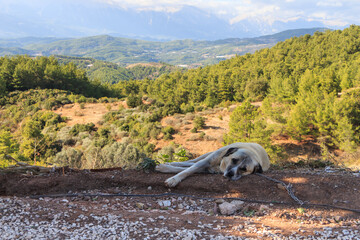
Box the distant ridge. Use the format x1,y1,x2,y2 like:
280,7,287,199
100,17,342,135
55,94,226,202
0,28,327,66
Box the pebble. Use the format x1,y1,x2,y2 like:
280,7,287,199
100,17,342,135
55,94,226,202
0,195,359,240
158,200,171,207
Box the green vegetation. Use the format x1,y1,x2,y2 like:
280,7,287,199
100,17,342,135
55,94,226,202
116,25,360,162
0,55,113,98
56,56,180,84
2,25,360,169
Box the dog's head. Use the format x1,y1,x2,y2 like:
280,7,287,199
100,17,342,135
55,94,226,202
221,147,263,181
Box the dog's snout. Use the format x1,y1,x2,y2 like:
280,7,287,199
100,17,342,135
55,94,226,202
224,171,234,179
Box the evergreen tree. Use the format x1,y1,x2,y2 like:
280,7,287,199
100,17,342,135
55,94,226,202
224,100,257,143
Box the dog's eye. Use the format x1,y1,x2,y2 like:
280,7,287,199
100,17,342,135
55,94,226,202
232,158,239,164
240,167,247,171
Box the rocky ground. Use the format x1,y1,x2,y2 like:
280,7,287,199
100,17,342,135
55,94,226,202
1,168,360,239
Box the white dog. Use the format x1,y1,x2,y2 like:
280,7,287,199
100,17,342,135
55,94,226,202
156,142,270,187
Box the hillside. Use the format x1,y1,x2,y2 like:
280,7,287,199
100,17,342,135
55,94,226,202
55,56,181,83
119,25,360,165
0,28,326,66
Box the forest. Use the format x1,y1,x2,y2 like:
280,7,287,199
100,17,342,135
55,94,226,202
56,56,181,84
1,25,360,169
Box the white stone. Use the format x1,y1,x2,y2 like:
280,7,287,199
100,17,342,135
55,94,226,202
230,200,244,209
218,202,238,215
157,200,171,207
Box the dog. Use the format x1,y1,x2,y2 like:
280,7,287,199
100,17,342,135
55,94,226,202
155,142,270,187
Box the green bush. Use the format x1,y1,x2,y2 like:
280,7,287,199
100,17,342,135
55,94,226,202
162,126,175,135
126,94,142,108
70,123,96,136
100,142,145,169
53,147,83,168
190,127,198,133
193,116,206,129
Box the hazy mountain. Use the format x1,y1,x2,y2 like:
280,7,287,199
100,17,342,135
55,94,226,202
0,0,329,40
0,28,327,66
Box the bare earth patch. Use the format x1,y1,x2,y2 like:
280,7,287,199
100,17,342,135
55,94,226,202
155,109,230,156
53,102,127,127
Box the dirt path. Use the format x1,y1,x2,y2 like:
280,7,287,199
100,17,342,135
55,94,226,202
1,169,359,239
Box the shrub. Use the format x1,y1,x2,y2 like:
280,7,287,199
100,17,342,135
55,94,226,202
190,127,198,133
138,157,158,172
162,126,175,140
144,143,156,154
76,95,87,103
193,116,206,129
163,133,173,140
100,142,145,169
70,123,96,136
157,145,175,162
149,126,161,140
127,94,142,108
53,147,83,168
162,126,175,135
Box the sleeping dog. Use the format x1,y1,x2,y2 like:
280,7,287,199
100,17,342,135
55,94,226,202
155,142,270,187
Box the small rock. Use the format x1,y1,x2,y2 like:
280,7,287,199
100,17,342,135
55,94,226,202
147,186,152,190
259,204,270,211
334,216,342,222
218,202,238,215
215,199,225,204
230,200,244,209
158,200,171,207
61,199,69,203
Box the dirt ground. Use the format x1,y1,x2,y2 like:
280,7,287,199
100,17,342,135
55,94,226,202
53,102,127,127
1,168,359,238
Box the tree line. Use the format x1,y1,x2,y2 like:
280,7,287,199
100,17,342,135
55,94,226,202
0,55,112,98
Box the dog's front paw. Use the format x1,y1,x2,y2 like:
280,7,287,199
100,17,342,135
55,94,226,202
165,177,180,188
155,164,167,172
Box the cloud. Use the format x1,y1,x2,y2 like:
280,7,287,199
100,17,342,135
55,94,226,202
95,0,360,27
316,1,343,7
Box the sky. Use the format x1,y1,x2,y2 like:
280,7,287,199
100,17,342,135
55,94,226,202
98,0,360,28
0,0,359,39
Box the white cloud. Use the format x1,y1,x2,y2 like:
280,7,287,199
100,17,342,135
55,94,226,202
95,0,360,27
316,1,343,7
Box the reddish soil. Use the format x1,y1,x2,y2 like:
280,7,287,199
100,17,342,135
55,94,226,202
53,102,127,126
1,168,359,238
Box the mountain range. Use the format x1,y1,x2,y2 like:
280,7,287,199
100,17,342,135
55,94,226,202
0,0,331,41
0,28,327,66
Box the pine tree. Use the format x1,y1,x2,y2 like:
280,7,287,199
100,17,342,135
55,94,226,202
224,100,257,144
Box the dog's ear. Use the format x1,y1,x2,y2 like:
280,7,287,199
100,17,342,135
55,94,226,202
252,164,263,173
223,147,238,157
